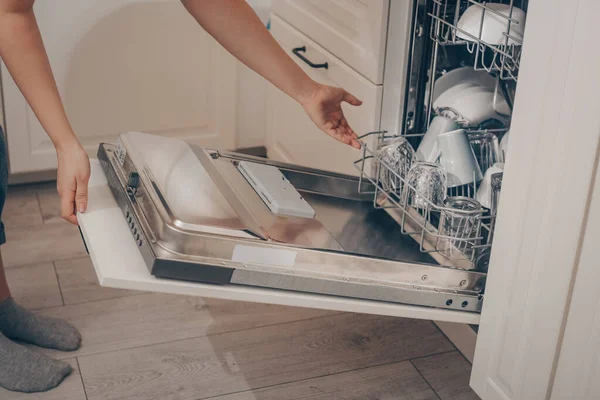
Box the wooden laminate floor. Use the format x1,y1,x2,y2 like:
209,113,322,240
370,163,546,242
0,182,480,400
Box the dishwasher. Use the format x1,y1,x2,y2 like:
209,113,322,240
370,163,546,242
88,0,527,317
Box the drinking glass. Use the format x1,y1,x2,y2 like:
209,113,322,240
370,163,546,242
487,172,503,244
468,132,502,174
436,196,483,261
403,161,447,210
376,136,416,197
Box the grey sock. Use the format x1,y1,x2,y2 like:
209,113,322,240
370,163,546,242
0,298,81,351
0,331,72,393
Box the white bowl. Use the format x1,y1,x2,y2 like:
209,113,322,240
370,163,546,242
457,3,526,46
433,82,479,111
433,67,497,103
434,84,511,126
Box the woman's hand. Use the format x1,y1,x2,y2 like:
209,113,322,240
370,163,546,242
299,84,363,149
56,141,90,225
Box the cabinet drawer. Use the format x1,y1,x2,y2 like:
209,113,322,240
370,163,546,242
267,15,382,176
272,0,389,84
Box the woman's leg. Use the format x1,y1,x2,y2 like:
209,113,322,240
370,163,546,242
0,126,7,304
0,130,73,392
0,127,81,352
0,248,73,393
0,250,10,303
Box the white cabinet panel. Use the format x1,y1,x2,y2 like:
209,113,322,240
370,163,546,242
273,0,389,84
551,146,600,400
470,0,600,399
3,0,237,174
266,16,381,176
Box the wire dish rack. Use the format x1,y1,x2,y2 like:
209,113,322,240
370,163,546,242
429,0,527,81
354,130,501,271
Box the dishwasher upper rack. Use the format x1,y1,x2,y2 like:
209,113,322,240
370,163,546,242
353,130,498,270
429,0,527,82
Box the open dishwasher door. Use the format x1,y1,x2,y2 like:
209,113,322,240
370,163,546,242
78,132,485,325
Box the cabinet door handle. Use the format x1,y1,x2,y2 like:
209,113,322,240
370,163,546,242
292,46,328,69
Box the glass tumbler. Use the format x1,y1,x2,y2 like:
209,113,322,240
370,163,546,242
436,196,483,261
468,132,501,174
403,161,447,210
376,136,416,197
487,172,503,244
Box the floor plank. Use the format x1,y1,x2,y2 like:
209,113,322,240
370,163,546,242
1,220,87,268
0,359,86,400
412,351,480,400
77,314,453,400
30,293,337,360
3,186,43,228
209,361,438,400
36,184,62,225
5,262,63,310
2,182,474,400
55,256,137,305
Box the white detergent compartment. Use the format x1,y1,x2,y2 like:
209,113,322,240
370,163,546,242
237,161,316,219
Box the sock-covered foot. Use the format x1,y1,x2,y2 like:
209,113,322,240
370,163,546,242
0,298,81,351
0,331,72,393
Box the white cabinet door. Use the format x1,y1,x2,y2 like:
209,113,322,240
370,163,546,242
470,1,600,398
273,0,389,84
2,0,237,174
266,15,382,176
550,143,600,399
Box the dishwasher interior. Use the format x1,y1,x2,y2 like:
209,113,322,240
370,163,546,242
354,0,527,273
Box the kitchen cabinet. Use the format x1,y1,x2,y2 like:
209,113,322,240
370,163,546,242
470,1,600,398
265,16,382,176
550,147,600,399
265,1,413,176
77,1,600,399
272,0,389,84
2,0,237,175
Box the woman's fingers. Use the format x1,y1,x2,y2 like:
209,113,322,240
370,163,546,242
75,174,89,214
343,91,363,106
60,189,78,225
340,118,361,149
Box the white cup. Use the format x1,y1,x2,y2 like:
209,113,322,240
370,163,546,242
436,129,483,188
475,162,505,209
416,116,460,162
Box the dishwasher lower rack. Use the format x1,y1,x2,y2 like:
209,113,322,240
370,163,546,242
354,131,494,271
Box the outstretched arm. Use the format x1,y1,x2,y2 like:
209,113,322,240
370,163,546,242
181,0,363,149
0,0,89,225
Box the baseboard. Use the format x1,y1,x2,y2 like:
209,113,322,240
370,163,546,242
8,169,57,185
434,321,478,363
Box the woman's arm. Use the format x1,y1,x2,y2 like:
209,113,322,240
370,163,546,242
181,0,363,149
0,0,89,225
